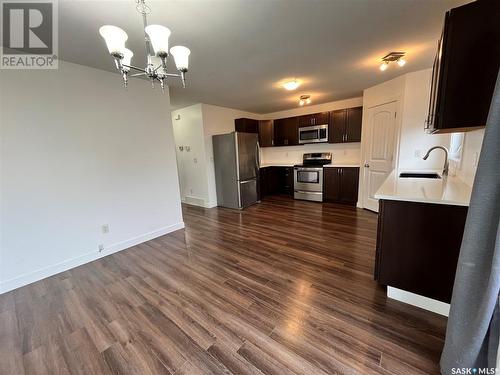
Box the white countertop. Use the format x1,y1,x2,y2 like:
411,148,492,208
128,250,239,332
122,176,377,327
323,163,360,168
260,163,360,168
260,163,294,168
375,170,472,206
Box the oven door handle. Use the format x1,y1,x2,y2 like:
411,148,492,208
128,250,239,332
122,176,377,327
294,190,323,195
294,167,323,171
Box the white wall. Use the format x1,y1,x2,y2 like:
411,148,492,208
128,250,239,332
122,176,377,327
171,103,260,208
261,97,363,165
455,128,484,186
398,69,451,170
171,104,210,207
0,60,183,293
361,70,450,172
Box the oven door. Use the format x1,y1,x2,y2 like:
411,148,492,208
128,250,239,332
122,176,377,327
294,167,323,192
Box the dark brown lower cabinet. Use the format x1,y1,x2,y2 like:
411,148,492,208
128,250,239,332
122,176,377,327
323,167,359,205
375,199,468,303
259,166,293,198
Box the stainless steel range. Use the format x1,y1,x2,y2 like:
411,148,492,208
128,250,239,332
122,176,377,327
294,153,332,202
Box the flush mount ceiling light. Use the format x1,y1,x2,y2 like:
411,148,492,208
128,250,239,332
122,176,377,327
283,80,300,91
299,95,311,106
99,0,190,92
379,51,406,71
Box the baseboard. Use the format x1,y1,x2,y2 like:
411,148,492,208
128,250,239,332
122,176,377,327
0,222,185,294
184,196,206,207
387,286,450,317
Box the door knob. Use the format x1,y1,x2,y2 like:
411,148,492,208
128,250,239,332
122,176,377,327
364,163,370,168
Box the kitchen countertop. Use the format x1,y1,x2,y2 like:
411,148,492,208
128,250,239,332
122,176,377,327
323,163,360,168
260,163,360,168
260,163,295,168
375,170,472,206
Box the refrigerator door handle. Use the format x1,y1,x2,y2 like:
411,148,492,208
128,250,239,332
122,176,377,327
255,141,261,170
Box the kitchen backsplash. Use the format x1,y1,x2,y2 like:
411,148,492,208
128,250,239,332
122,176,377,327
261,142,361,165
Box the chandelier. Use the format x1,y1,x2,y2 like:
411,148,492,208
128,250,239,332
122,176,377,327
99,0,190,92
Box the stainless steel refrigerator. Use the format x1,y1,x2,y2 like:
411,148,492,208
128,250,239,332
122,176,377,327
213,132,260,209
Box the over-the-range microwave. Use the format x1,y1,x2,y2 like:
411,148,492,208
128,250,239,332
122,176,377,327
298,124,328,144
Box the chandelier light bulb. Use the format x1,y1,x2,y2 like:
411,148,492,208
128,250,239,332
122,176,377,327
397,58,406,67
283,80,300,91
380,61,389,71
122,48,134,69
299,100,305,106
170,46,191,71
306,98,311,104
145,25,171,56
99,25,128,55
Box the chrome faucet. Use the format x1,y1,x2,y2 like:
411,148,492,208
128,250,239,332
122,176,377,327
423,146,449,176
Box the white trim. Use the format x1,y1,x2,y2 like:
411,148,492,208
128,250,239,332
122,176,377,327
387,286,450,317
0,222,185,294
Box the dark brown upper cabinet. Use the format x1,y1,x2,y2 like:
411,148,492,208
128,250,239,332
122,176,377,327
258,120,274,147
298,112,330,127
235,118,259,133
274,117,299,146
426,0,500,133
323,167,359,206
329,107,363,143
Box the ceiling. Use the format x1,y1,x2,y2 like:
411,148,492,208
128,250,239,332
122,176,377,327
59,0,469,114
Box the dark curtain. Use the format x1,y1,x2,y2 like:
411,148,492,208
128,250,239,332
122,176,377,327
440,72,500,373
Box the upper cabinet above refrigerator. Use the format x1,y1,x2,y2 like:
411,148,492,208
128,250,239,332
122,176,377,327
426,0,500,134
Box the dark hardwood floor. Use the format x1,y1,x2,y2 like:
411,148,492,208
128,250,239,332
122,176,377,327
0,196,447,374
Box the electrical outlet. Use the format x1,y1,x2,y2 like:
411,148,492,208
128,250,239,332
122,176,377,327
98,244,104,252
101,224,109,234
193,158,197,163
414,149,422,158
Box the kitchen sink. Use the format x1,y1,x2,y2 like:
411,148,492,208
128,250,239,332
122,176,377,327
399,172,441,179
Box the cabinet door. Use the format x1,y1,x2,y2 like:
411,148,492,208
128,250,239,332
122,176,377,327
345,107,362,142
298,114,313,127
285,117,299,145
235,118,258,133
273,119,286,146
429,0,500,133
339,167,359,205
323,168,341,202
258,167,267,199
329,109,346,143
314,112,330,125
284,167,294,195
275,117,299,146
258,120,274,147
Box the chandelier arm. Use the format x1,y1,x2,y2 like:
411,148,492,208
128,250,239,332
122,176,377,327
163,73,182,78
129,72,147,77
122,64,145,73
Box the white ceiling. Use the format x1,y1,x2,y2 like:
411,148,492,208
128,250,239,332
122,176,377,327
59,0,469,113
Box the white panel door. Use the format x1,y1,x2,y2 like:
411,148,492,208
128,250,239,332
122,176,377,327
363,101,399,212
